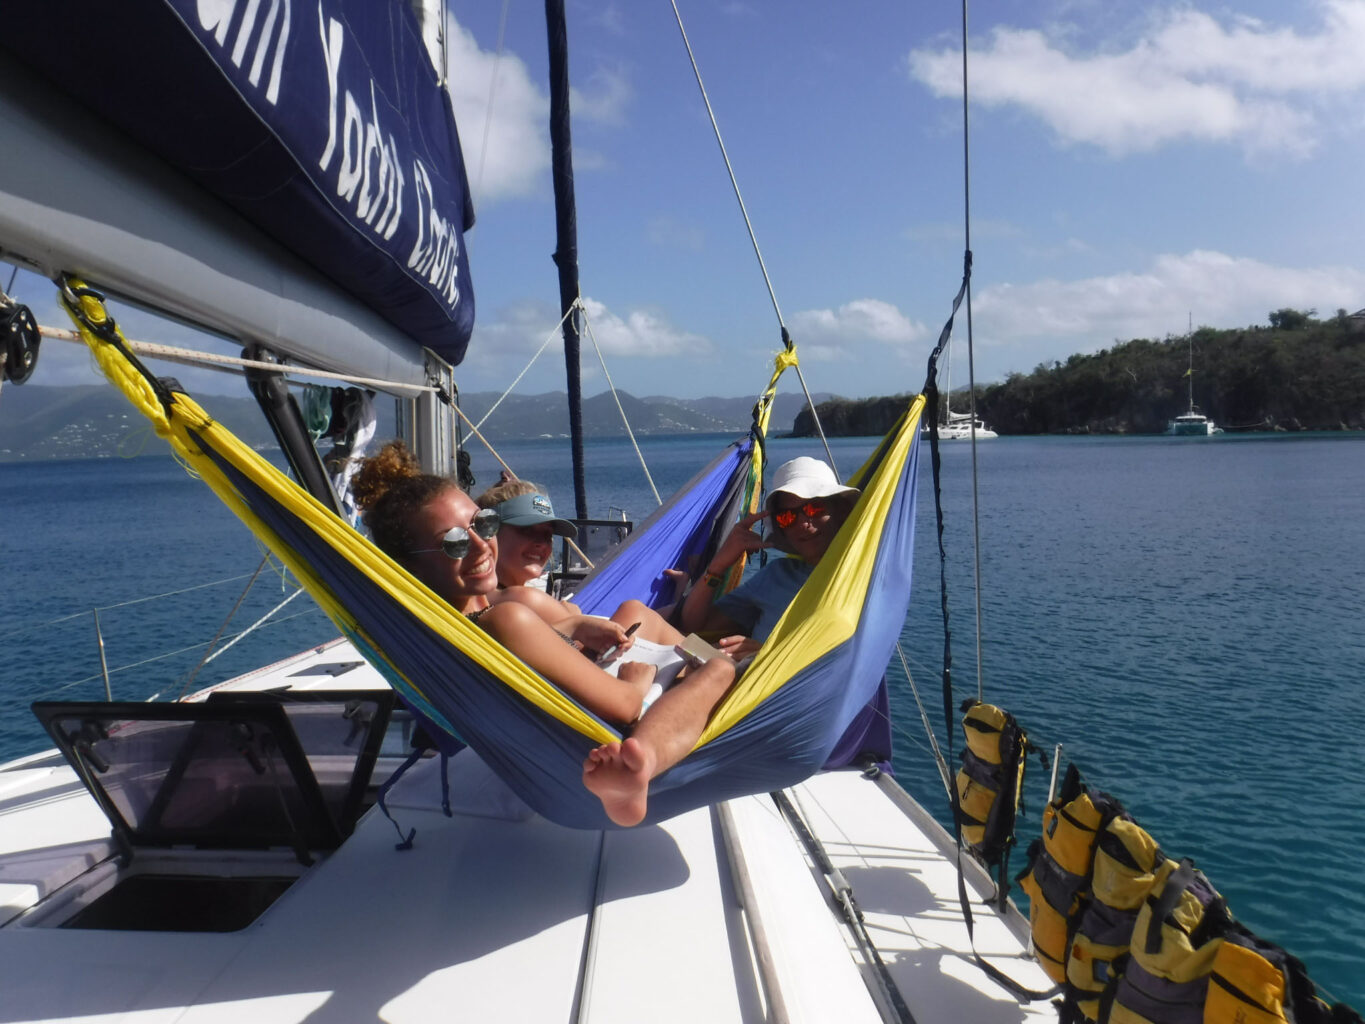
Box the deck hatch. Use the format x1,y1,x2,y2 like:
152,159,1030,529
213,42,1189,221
32,700,343,855
22,691,395,933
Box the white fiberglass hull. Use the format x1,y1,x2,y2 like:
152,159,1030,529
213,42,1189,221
1166,415,1221,435
926,421,999,439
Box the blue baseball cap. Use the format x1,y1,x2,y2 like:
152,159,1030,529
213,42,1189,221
495,493,578,538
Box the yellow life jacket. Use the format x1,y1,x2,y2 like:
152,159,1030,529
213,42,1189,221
1101,858,1363,1024
1066,815,1164,1020
1017,763,1126,986
1102,858,1228,1024
1206,928,1362,1024
955,700,1039,901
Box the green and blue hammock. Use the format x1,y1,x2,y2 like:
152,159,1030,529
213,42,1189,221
65,286,924,830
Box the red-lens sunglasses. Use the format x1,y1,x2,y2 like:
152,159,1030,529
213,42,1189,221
773,501,828,529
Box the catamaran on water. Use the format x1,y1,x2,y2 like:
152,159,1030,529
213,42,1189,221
1166,333,1222,436
0,4,1356,1024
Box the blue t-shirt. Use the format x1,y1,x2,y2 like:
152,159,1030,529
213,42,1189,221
711,557,814,641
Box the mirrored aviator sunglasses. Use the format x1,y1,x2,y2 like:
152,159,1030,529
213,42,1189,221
412,508,501,560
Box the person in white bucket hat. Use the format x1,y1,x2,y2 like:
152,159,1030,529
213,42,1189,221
677,456,860,661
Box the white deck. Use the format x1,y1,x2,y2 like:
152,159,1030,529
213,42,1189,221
0,640,1056,1024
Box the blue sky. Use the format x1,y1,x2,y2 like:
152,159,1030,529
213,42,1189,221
12,0,1365,402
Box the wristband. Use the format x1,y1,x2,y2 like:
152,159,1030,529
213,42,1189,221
702,571,724,589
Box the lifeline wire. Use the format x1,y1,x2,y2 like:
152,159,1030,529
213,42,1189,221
0,571,277,641
896,642,953,798
42,607,323,699
175,555,273,700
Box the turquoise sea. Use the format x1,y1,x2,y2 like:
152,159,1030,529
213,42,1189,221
2,430,1362,1008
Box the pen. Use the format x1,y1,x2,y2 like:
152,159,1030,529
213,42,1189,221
598,621,641,664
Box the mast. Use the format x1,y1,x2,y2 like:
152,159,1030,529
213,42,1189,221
545,0,588,520
1186,314,1195,415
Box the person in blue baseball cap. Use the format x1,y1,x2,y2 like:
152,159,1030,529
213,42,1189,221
476,479,577,590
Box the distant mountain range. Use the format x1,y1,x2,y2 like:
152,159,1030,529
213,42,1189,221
0,384,834,461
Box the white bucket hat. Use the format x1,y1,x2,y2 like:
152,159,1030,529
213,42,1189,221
764,457,859,553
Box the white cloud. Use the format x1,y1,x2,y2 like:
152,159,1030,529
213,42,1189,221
972,249,1365,366
908,1,1365,157
445,17,550,203
444,17,633,203
570,65,632,126
468,297,712,377
591,4,627,37
789,298,928,349
578,297,712,358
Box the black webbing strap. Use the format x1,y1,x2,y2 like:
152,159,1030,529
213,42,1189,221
1146,859,1197,955
921,252,1061,1003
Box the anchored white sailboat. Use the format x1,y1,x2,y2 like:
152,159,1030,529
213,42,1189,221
929,336,997,439
940,409,999,440
1166,330,1222,436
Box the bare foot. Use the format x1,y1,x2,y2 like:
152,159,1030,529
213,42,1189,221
582,737,657,827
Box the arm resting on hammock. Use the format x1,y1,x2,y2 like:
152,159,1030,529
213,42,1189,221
474,601,654,727
494,587,678,657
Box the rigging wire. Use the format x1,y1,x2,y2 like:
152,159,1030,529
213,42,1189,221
959,0,987,704
468,0,514,215
174,555,273,700
0,571,281,641
666,2,783,336
197,587,307,667
666,0,838,474
39,607,325,700
470,299,665,513
471,303,577,432
579,299,663,506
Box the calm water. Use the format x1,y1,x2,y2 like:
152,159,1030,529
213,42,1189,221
1,431,1361,1007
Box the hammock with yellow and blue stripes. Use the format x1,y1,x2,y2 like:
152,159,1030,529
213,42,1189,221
64,284,923,829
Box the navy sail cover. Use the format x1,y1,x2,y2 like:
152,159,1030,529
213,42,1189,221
5,0,475,363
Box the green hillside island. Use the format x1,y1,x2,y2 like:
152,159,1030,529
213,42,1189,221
790,309,1365,437
0,383,832,461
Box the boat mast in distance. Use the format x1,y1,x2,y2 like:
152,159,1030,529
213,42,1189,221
930,336,998,439
1166,317,1222,436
